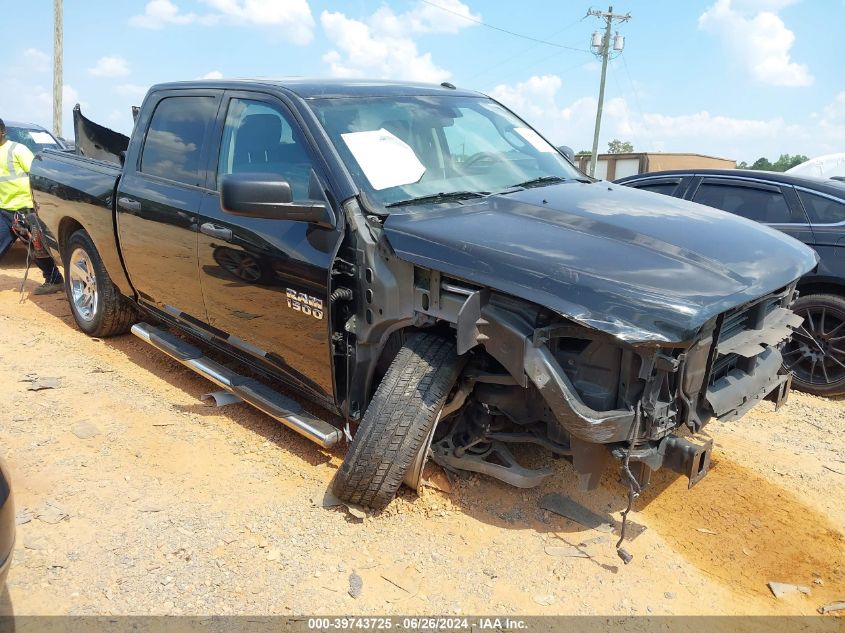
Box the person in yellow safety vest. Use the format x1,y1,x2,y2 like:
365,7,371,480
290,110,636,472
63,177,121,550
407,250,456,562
0,118,64,294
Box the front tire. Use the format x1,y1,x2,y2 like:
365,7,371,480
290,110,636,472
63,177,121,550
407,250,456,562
332,333,461,509
63,229,137,337
783,293,845,397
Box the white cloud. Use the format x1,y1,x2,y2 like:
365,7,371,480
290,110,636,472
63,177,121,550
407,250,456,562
375,0,480,35
698,0,813,87
106,108,132,128
33,84,83,113
88,55,131,78
490,75,608,145
729,0,800,11
487,73,845,162
115,83,150,97
23,48,51,73
321,12,447,82
815,91,845,148
129,0,201,28
63,85,81,109
0,79,82,135
198,70,224,79
320,1,478,82
130,0,315,44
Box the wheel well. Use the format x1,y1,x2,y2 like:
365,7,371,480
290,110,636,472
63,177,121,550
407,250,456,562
57,218,84,253
372,329,408,388
369,323,456,397
796,280,845,299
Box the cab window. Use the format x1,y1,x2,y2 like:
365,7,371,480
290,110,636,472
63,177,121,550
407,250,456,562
140,96,217,186
217,98,314,200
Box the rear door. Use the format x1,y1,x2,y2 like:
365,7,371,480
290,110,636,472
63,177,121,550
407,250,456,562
117,90,222,323
196,91,343,401
687,176,815,244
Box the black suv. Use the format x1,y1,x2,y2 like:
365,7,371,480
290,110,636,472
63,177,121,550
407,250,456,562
617,169,845,396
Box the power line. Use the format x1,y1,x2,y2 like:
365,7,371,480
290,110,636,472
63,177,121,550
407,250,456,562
486,54,594,91
607,58,644,151
618,52,654,149
468,15,589,81
418,0,590,53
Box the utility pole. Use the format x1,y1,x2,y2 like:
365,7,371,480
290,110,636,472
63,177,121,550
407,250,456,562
587,6,630,177
53,0,63,137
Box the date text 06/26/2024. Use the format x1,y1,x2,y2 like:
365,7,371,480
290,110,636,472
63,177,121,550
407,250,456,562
306,617,528,631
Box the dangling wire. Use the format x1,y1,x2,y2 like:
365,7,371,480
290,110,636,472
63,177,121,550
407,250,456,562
616,407,643,564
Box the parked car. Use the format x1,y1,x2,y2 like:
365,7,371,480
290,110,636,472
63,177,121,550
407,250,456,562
3,120,66,154
29,80,816,536
616,169,845,397
0,456,13,587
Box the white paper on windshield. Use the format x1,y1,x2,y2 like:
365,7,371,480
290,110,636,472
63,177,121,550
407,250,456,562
29,131,57,145
514,127,555,153
341,128,426,190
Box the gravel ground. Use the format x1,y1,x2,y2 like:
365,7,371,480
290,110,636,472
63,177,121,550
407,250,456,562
0,245,843,617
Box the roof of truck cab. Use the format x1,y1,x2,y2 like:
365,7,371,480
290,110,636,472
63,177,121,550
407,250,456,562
149,78,484,99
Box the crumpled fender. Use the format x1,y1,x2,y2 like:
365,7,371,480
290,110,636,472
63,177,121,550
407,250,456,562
384,184,818,343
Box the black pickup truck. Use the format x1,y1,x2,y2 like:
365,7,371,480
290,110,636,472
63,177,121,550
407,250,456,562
31,79,816,524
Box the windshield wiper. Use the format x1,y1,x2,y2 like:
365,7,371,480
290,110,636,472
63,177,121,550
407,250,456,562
498,175,592,194
385,191,489,209
509,176,568,189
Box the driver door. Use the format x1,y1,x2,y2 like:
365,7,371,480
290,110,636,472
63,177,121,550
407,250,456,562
196,92,342,401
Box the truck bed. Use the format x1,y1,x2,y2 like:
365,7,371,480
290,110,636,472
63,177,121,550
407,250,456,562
30,149,132,295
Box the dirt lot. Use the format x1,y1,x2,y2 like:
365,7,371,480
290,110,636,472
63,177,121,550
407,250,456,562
1,245,843,617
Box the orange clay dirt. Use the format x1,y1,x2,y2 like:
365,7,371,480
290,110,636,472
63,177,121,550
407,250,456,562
0,244,843,617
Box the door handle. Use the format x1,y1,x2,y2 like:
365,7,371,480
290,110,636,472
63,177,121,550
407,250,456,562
118,197,141,213
200,222,233,241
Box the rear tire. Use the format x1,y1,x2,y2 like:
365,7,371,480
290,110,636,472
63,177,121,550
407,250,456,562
784,293,845,397
63,229,137,337
332,333,461,509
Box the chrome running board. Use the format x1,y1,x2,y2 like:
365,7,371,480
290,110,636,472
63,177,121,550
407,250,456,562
131,323,342,448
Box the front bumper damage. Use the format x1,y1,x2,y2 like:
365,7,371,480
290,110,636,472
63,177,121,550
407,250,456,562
454,285,800,564
467,284,800,491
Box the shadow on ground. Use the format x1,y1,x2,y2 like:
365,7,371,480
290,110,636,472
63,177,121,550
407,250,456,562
0,585,14,625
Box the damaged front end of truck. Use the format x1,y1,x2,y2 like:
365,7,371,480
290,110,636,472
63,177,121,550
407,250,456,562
430,282,800,494
331,186,817,561
424,280,802,561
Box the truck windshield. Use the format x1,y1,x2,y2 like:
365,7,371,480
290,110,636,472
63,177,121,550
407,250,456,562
309,95,583,211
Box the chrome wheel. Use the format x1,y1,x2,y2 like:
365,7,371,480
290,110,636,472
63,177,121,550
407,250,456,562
68,247,98,322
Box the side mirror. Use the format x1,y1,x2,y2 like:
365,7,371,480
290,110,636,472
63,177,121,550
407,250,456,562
220,172,335,227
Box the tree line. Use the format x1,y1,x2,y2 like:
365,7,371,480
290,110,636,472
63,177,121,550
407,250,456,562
736,154,809,172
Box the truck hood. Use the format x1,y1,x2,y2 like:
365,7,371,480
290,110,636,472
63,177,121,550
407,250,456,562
383,182,818,343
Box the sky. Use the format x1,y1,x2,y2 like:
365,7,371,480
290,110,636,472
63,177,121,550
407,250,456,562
1,0,843,163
